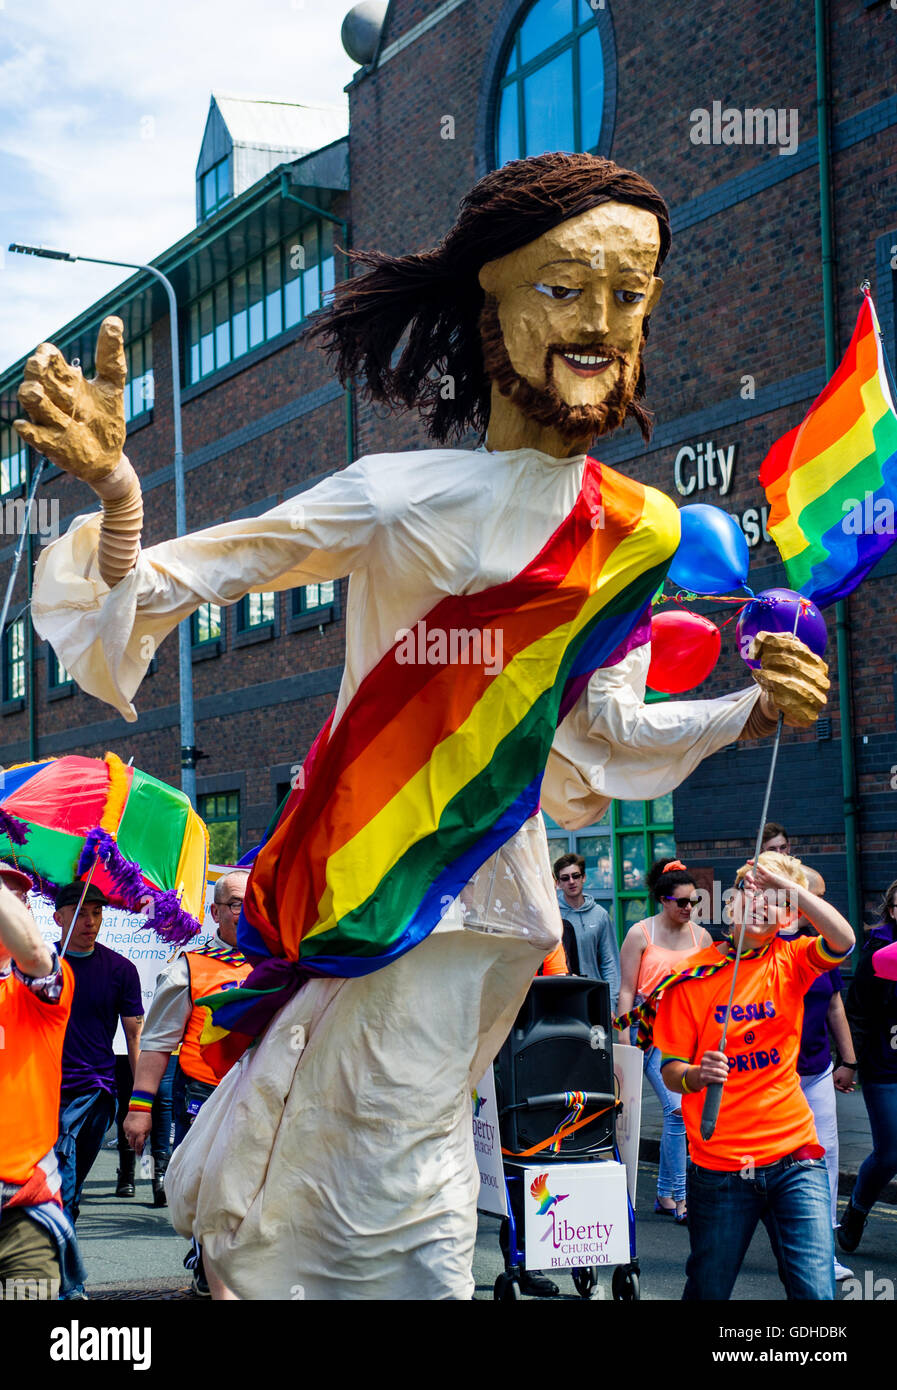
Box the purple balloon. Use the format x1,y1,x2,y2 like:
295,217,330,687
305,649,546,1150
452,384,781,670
736,588,828,670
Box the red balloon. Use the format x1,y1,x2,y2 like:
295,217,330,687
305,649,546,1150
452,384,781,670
647,610,721,694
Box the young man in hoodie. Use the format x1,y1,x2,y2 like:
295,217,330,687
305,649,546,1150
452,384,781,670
554,854,620,1010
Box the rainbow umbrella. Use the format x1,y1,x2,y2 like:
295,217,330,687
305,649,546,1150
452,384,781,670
0,752,207,944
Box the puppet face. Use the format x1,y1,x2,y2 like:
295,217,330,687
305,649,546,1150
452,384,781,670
478,202,663,439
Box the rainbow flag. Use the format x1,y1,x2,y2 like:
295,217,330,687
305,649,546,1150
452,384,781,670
759,292,897,607
203,460,679,1044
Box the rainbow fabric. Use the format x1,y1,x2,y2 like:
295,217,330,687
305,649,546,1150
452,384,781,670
550,1091,587,1153
759,293,897,608
204,459,679,1044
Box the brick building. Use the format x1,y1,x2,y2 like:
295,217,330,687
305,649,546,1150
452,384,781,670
1,0,895,936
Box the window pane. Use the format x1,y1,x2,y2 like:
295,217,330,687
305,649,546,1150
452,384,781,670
320,222,335,302
523,47,575,154
320,255,335,302
189,304,200,383
619,800,643,826
650,793,674,824
652,832,677,866
216,157,231,203
302,225,319,315
622,896,648,929
194,602,221,644
575,834,613,894
208,819,237,864
265,247,282,337
546,835,570,867
247,592,275,626
215,283,231,367
284,236,302,327
248,260,264,347
231,269,248,358
519,0,572,65
199,292,214,376
497,83,519,164
618,835,645,889
579,24,604,149
202,168,215,214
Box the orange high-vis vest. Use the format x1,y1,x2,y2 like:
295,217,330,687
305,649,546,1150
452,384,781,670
0,961,74,1184
178,945,252,1087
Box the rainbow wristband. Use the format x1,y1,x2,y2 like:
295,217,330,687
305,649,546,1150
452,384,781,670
128,1089,155,1113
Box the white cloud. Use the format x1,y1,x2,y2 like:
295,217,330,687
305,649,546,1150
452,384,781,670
0,0,357,366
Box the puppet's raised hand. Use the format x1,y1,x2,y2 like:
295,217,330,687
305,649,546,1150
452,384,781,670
750,631,830,727
14,317,127,487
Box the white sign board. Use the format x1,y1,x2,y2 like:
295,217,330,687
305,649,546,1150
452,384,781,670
472,1066,507,1216
522,1161,630,1271
31,885,216,1054
612,1043,643,1205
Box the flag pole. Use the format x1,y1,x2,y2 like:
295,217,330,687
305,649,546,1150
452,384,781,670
700,605,802,1139
59,854,101,960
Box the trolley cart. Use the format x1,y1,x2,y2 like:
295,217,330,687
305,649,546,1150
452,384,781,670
492,977,640,1301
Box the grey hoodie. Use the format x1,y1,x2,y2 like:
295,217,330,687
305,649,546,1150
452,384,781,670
556,891,620,1009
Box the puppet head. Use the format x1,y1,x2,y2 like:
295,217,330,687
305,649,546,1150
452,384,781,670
307,152,671,448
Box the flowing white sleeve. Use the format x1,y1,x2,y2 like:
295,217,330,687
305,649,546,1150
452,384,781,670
31,460,380,722
543,643,763,830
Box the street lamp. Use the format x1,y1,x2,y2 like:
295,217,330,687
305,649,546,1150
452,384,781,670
9,243,198,806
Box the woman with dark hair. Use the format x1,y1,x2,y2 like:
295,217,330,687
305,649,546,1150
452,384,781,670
616,859,713,1220
838,878,897,1253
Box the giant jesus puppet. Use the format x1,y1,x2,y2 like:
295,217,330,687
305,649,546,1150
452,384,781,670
16,154,829,1299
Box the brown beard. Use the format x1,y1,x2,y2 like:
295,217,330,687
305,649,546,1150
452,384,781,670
478,296,652,443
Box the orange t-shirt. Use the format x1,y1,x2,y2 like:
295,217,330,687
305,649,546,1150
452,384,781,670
0,960,74,1184
540,941,568,976
653,935,848,1171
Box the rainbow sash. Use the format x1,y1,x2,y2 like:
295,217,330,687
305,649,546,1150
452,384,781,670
202,458,679,1045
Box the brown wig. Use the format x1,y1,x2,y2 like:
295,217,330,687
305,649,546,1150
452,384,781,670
305,152,671,445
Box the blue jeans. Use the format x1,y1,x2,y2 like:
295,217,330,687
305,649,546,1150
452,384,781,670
684,1155,835,1300
643,1043,686,1201
852,1081,897,1215
56,1089,117,1223
151,1056,176,1162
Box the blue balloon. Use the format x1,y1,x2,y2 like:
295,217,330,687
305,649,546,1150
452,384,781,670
667,504,750,596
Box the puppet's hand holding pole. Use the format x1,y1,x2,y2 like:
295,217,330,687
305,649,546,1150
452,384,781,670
14,317,143,586
750,631,830,727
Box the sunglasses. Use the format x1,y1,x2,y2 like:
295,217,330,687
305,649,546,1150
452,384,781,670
558,872,583,882
664,895,700,908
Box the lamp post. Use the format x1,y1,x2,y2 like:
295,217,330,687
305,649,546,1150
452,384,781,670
9,243,198,806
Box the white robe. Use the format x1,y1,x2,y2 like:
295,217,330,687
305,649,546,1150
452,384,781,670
31,446,762,1299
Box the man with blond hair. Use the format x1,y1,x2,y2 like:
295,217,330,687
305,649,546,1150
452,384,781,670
623,852,854,1299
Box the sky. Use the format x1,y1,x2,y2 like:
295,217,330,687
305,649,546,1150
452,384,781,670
0,0,357,370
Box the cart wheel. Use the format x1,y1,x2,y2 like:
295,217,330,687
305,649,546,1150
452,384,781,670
612,1266,640,1302
493,1273,521,1301
572,1267,599,1299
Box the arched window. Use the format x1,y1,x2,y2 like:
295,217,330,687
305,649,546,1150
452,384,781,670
494,0,611,166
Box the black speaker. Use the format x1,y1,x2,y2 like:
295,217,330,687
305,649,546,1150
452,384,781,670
495,976,616,1158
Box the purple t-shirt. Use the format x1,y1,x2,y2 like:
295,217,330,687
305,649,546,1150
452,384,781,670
798,966,844,1077
56,941,143,1095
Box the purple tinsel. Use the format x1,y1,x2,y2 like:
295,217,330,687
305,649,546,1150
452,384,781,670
77,827,200,946
0,807,31,847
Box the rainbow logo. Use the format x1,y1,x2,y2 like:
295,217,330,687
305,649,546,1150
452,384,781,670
530,1172,569,1216
472,1089,486,1117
